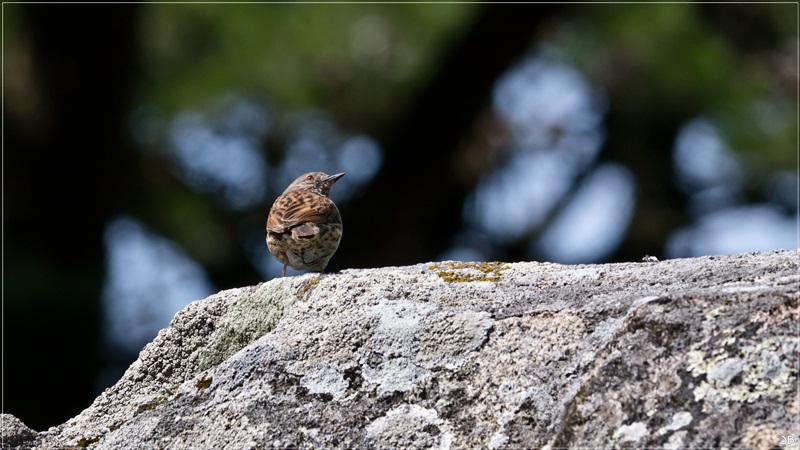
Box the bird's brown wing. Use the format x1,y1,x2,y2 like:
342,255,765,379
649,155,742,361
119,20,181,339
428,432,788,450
267,191,341,234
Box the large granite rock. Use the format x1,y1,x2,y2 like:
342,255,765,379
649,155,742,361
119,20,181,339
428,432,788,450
6,250,798,449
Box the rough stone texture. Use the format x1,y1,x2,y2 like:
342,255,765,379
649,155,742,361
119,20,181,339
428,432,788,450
6,250,798,450
1,414,37,448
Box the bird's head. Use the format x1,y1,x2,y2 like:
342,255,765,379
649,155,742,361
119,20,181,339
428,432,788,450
283,172,345,197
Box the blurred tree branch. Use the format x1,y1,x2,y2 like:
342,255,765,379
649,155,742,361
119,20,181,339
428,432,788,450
337,3,567,269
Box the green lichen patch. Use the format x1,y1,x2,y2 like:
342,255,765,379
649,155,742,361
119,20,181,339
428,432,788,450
196,372,214,390
134,396,168,415
297,276,321,299
77,435,101,448
428,261,510,283
197,281,295,373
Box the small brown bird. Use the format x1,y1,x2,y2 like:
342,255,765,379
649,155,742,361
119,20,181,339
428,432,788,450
266,172,345,277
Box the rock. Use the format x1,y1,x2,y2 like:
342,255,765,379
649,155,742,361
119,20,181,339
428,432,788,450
11,250,798,449
1,413,38,448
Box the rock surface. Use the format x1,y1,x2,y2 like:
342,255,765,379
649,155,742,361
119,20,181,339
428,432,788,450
7,250,799,449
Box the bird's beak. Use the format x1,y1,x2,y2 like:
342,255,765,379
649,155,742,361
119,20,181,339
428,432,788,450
326,173,345,184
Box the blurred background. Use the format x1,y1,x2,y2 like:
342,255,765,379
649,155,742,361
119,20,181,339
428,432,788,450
3,3,797,431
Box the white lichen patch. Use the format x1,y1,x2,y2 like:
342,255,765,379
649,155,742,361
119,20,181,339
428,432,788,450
300,366,348,397
664,430,687,450
704,306,725,321
665,411,693,431
361,299,435,394
366,404,452,450
487,431,508,449
686,350,707,377
613,422,648,443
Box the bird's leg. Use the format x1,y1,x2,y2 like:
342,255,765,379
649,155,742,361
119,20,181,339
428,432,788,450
282,263,287,277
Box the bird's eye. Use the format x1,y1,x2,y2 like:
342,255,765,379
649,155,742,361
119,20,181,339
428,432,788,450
306,175,314,180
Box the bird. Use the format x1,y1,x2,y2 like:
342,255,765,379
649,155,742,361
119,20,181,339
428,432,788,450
266,172,345,277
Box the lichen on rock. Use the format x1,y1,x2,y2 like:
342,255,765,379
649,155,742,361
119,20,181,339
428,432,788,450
10,249,798,449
